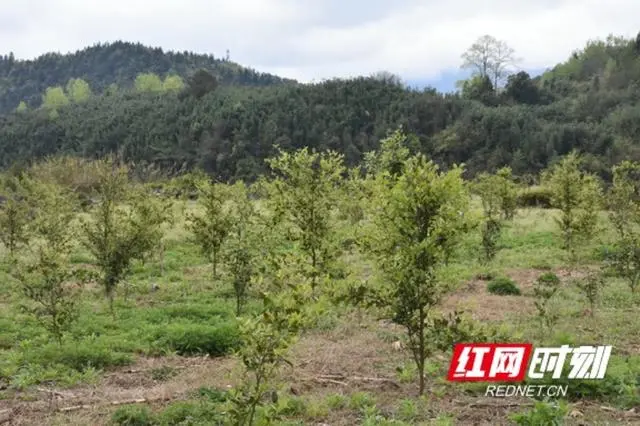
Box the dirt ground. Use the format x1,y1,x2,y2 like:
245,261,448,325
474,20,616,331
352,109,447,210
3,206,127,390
0,268,638,425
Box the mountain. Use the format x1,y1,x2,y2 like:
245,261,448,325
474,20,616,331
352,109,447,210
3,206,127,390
1,35,640,182
0,41,295,113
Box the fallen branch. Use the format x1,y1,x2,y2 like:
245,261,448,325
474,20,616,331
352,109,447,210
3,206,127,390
105,365,206,378
58,404,93,413
467,402,534,408
304,374,399,388
36,387,71,398
58,396,172,413
313,378,348,386
350,376,396,382
316,374,346,380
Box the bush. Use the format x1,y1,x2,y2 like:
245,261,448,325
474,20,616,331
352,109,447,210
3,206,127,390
111,405,155,426
487,277,521,295
278,397,308,416
516,186,553,208
156,401,223,426
140,303,233,324
27,156,114,203
26,341,132,372
149,321,240,356
510,400,568,425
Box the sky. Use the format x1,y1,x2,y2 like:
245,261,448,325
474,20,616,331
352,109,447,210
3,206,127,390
2,0,639,92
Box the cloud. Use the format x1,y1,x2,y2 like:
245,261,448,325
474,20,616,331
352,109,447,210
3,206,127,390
2,0,639,82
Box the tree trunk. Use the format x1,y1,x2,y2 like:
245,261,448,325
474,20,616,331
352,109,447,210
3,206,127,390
418,306,426,395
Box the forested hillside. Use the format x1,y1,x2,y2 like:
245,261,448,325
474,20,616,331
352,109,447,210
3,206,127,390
2,35,640,181
0,41,294,113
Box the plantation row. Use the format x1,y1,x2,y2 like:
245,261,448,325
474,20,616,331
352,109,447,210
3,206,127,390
1,130,640,424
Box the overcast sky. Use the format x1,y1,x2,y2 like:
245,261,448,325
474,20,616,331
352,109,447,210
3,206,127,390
2,0,639,89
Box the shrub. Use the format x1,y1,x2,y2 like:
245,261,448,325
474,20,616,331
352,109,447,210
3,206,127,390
325,393,348,410
195,387,230,403
156,401,223,426
278,397,307,416
149,322,240,356
111,405,155,426
510,400,568,425
533,272,561,331
26,341,132,372
27,156,114,203
487,277,521,295
516,186,553,208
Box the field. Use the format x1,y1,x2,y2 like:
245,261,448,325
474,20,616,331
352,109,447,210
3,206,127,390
0,190,638,426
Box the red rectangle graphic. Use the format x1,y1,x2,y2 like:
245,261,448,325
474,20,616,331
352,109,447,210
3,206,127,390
447,343,533,382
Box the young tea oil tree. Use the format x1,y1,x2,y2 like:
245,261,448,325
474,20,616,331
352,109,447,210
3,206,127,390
533,272,561,332
608,236,640,294
265,147,345,292
495,166,518,220
608,160,640,240
473,167,518,262
81,161,168,316
543,152,603,262
363,129,415,180
607,161,640,294
225,181,259,315
365,155,475,395
186,178,232,280
127,185,174,292
338,166,367,226
576,269,605,316
16,182,90,343
473,170,513,263
0,175,32,259
228,258,314,426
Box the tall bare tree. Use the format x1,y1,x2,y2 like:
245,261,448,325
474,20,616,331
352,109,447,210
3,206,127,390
461,35,518,89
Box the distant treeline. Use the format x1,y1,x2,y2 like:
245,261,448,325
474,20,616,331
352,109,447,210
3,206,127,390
2,35,640,182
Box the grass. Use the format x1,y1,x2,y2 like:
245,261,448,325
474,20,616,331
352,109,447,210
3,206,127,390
0,202,639,425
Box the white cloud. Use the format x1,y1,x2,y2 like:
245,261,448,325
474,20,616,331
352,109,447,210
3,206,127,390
2,0,639,82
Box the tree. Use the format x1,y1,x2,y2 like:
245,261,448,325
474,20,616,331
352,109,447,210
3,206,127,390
576,269,605,315
608,161,640,240
0,175,32,259
41,86,70,110
365,154,475,394
459,75,496,104
533,272,561,331
163,75,185,92
134,72,163,93
370,71,404,86
187,179,232,280
542,152,602,261
66,78,92,102
461,35,518,89
363,129,415,179
505,71,540,104
104,83,119,96
229,264,314,426
473,168,517,263
185,69,218,99
16,182,90,343
81,160,168,316
225,182,259,315
265,147,345,292
15,101,27,112
607,161,640,294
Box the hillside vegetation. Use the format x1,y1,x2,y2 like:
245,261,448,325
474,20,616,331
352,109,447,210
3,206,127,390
0,41,294,114
3,35,640,182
